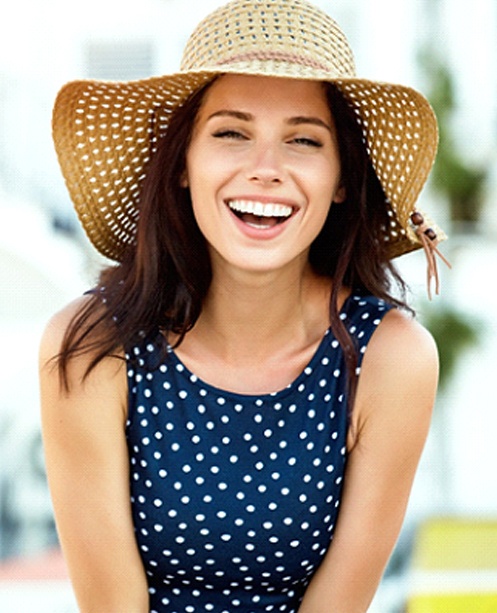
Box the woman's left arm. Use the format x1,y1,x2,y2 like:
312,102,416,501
298,309,438,613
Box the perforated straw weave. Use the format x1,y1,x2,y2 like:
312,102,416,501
52,0,443,262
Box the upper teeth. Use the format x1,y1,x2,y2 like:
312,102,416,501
228,200,293,218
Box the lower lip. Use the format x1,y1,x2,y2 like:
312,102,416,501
227,207,293,240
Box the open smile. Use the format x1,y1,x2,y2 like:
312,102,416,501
227,199,295,229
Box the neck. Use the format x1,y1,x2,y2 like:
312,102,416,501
169,261,350,395
192,261,332,361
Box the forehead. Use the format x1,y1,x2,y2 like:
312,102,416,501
197,74,331,119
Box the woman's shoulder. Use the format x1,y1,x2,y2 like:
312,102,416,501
41,291,114,350
39,293,126,392
352,307,438,436
367,307,438,371
40,295,96,355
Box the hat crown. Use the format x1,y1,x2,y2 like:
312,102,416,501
180,0,356,78
52,0,442,263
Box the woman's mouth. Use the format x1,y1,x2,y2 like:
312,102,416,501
227,199,294,229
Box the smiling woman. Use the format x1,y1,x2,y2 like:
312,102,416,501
41,1,443,612
184,76,344,275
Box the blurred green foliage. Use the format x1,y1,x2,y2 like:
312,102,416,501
419,49,488,224
421,304,481,391
417,47,484,392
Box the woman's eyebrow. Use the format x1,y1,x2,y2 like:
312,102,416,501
207,110,253,121
287,116,332,133
207,110,332,133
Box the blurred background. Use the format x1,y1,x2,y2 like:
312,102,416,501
0,0,496,611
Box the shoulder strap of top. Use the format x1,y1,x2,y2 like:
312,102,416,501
340,293,395,371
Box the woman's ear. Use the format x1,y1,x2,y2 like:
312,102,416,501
333,184,346,204
180,170,189,188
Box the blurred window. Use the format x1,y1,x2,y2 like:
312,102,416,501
85,41,154,80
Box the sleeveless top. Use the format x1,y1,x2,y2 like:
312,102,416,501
125,293,393,612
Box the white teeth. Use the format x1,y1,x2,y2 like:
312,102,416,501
228,200,293,218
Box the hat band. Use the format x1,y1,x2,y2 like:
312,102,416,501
216,50,332,72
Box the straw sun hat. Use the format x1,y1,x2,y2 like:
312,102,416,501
52,0,446,270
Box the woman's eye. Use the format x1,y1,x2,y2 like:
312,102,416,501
291,137,323,148
212,129,247,140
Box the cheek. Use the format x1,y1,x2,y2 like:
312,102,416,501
314,168,339,211
185,168,217,239
184,155,209,212
307,169,339,235
184,144,199,190
185,144,224,193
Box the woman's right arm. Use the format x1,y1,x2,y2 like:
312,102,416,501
39,297,149,613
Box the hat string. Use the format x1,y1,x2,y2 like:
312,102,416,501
410,212,452,300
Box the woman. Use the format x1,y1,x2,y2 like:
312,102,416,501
40,1,445,611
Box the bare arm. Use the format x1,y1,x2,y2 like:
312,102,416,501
298,309,438,613
39,297,149,613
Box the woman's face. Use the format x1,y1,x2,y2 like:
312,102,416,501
184,75,345,277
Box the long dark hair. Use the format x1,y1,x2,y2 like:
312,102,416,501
56,79,409,408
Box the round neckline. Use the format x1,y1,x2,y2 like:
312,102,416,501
165,326,334,402
161,292,363,401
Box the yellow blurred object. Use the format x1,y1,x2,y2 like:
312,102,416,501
409,593,497,613
407,518,497,613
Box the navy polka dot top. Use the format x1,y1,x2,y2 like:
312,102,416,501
126,293,393,612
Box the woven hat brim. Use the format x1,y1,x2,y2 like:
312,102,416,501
52,68,441,262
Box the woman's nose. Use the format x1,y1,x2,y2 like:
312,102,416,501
246,142,284,185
